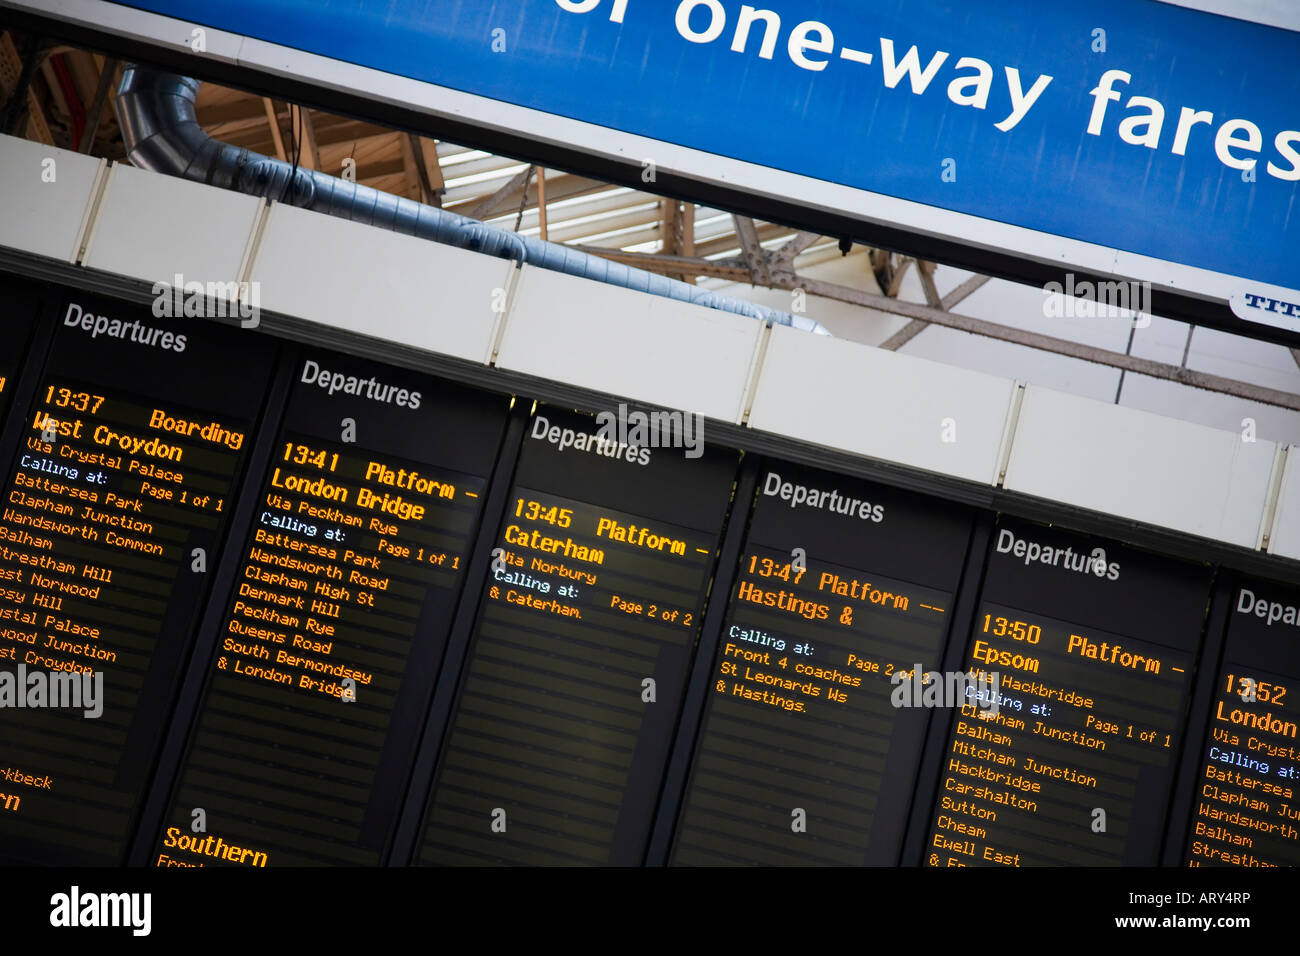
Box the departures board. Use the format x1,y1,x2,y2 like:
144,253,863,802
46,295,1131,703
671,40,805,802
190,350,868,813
150,354,510,866
923,518,1213,866
417,407,739,865
0,274,1297,868
0,292,278,864
1184,578,1300,867
670,464,974,865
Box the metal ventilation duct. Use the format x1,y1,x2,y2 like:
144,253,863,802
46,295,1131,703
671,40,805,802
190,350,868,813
113,67,829,336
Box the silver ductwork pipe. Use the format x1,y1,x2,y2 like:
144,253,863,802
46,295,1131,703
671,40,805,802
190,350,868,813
113,67,829,336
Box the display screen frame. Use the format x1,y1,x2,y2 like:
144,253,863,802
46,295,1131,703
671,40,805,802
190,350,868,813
0,275,1297,868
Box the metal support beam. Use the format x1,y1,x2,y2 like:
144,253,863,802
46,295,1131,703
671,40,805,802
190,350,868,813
580,246,751,282
535,166,548,241
732,214,771,285
261,97,286,161
916,259,942,308
77,55,115,153
659,199,681,255
772,274,1300,412
879,319,928,351
465,166,533,221
410,135,445,206
942,273,990,312
882,274,990,351
399,130,420,200
574,239,1295,411
659,199,686,281
297,105,320,171
0,31,42,136
773,231,820,268
885,257,913,297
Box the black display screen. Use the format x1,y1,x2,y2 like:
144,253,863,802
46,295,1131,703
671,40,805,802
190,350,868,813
923,518,1212,866
150,353,509,866
2,274,1293,874
0,278,41,422
670,464,974,865
0,295,276,864
1186,578,1300,867
418,406,738,865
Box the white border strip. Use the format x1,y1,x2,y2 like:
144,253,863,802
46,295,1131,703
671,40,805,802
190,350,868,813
1263,444,1295,554
75,160,115,266
993,381,1027,489
70,156,109,264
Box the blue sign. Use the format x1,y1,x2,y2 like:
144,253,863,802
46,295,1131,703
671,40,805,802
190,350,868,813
109,0,1298,294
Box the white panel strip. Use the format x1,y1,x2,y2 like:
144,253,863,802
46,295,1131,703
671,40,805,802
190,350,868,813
498,266,763,424
83,162,263,289
749,325,1016,485
0,134,105,263
250,202,511,364
1005,386,1278,548
1265,445,1300,559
